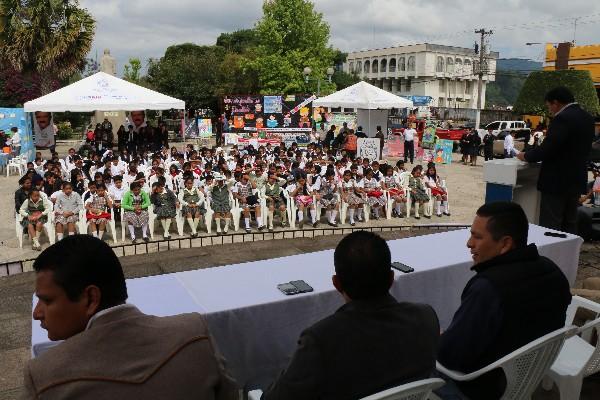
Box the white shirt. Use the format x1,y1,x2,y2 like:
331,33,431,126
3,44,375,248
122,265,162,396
504,134,515,151
404,128,416,142
109,185,126,201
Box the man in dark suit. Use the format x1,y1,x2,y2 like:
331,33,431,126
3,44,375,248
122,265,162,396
517,86,595,233
262,231,440,400
437,202,571,399
24,235,237,400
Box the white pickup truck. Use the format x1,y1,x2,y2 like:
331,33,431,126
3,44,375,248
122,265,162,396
478,121,531,140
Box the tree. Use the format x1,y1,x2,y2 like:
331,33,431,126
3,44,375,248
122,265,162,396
514,70,600,116
123,58,142,83
246,0,336,95
0,0,95,94
147,43,225,110
216,29,258,54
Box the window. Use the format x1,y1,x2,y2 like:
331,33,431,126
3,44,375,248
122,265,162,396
465,80,472,93
438,98,445,107
372,59,379,73
407,56,415,72
455,59,462,75
446,57,454,73
406,78,412,92
389,58,396,72
356,61,362,74
464,59,471,74
436,56,444,72
364,60,370,73
500,122,508,130
380,59,387,73
486,122,500,130
399,57,406,71
439,80,446,92
349,62,354,74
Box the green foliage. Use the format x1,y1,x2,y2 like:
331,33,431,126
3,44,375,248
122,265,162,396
0,0,95,94
514,70,600,116
216,29,258,54
146,44,226,110
486,71,528,108
331,70,360,91
245,0,336,95
123,58,142,83
56,121,74,140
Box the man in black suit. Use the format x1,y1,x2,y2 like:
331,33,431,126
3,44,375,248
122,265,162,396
262,231,440,400
437,202,571,399
517,86,595,233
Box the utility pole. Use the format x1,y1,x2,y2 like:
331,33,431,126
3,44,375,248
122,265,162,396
474,29,493,129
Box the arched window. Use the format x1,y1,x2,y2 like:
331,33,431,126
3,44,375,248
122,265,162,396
399,57,406,71
364,60,370,73
407,56,416,72
455,58,462,75
372,59,379,73
436,56,444,72
389,58,396,72
380,59,387,73
446,57,454,73
464,59,471,75
356,61,362,74
349,62,354,74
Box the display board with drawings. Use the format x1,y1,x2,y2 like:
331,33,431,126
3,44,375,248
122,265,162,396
222,95,314,133
357,138,381,162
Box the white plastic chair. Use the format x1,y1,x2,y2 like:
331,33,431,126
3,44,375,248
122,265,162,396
230,192,242,232
16,206,56,249
7,155,23,177
203,193,215,235
248,378,445,400
437,325,577,400
543,296,600,399
83,208,118,243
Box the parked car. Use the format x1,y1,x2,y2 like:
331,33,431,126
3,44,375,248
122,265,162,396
478,121,530,141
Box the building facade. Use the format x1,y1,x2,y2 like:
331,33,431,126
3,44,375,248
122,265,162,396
344,43,498,108
544,43,600,98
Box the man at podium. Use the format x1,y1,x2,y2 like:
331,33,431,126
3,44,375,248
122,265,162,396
517,87,595,234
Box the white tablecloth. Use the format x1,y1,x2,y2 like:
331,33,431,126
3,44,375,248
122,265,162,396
31,224,582,388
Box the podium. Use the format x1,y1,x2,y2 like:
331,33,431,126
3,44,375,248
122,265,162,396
483,159,541,224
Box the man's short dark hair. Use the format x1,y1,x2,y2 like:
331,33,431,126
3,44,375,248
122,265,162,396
33,235,127,310
334,231,391,300
476,202,529,248
544,87,575,104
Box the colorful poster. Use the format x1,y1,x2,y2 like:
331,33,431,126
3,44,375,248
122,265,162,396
357,138,381,162
263,96,282,114
422,126,436,149
385,135,404,157
422,149,435,163
434,139,453,164
325,113,357,135
197,119,212,138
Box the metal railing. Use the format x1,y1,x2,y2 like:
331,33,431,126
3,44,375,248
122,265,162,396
0,224,470,277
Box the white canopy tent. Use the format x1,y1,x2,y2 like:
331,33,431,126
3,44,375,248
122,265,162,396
313,81,413,137
24,71,184,112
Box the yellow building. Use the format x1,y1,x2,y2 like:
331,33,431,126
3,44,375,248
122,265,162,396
544,43,600,90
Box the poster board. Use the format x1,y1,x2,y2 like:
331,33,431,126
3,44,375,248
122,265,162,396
422,149,435,163
421,125,436,149
357,138,381,162
0,107,33,160
197,119,212,138
433,139,453,164
324,113,357,135
385,135,404,157
223,95,314,133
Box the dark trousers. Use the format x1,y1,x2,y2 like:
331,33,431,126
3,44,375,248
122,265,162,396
539,192,579,234
484,147,493,161
404,140,414,163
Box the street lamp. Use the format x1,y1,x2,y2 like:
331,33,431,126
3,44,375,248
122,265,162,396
303,66,335,95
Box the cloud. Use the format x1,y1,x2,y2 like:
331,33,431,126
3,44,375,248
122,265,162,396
81,0,600,75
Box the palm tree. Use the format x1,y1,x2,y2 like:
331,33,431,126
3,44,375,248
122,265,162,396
0,0,95,94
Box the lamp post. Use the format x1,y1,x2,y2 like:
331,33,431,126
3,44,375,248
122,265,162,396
303,66,335,96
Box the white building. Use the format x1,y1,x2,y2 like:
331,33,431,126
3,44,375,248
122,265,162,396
344,43,498,108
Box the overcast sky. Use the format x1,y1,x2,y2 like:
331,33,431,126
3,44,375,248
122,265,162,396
81,0,600,75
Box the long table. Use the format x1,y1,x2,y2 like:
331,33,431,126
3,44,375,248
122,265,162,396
31,225,583,388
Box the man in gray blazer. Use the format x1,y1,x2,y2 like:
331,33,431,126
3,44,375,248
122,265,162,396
24,235,237,400
262,231,440,400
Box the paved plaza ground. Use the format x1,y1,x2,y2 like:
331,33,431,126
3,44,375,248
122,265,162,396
1,141,599,398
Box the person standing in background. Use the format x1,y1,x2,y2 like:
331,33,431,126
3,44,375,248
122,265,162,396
483,129,494,162
517,87,594,234
375,125,385,157
503,131,517,158
403,124,416,164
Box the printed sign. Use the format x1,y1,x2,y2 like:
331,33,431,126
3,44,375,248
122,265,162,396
198,119,212,138
263,96,283,114
434,139,453,164
324,113,357,135
357,138,381,162
385,135,404,157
